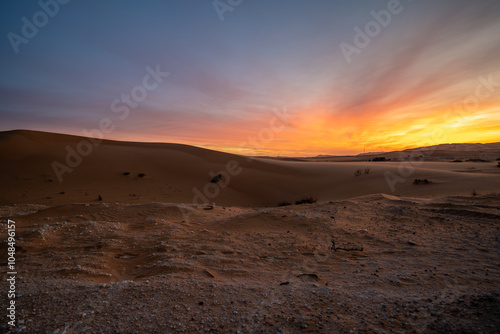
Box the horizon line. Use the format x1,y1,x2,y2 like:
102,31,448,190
1,128,498,159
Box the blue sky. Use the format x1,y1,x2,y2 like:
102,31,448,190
1,0,499,155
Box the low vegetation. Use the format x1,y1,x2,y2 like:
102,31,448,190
210,173,223,183
466,158,490,162
354,168,371,176
413,179,430,185
295,196,317,205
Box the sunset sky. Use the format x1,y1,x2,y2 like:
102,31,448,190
1,0,499,156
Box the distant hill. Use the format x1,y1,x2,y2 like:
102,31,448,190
298,142,500,162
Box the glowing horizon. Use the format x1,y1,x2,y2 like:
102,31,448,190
1,1,499,156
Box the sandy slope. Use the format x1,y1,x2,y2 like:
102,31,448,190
1,130,499,207
1,130,500,333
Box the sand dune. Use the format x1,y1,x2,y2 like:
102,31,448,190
1,130,500,332
1,130,499,207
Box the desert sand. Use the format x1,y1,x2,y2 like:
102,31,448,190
1,130,499,333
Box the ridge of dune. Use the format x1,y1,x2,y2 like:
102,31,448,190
1,129,499,207
0,129,240,158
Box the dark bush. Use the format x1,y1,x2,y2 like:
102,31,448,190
138,173,145,177
210,173,222,183
295,196,317,205
123,172,130,176
413,179,430,185
278,201,292,207
354,169,362,176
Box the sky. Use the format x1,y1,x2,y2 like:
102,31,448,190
0,0,499,156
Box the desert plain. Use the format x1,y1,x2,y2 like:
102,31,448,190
1,130,499,333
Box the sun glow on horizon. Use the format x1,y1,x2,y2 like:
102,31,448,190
2,2,499,157
100,100,499,157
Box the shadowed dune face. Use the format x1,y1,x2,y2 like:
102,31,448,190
1,130,499,207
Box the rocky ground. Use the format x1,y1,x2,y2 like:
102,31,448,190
1,194,499,333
